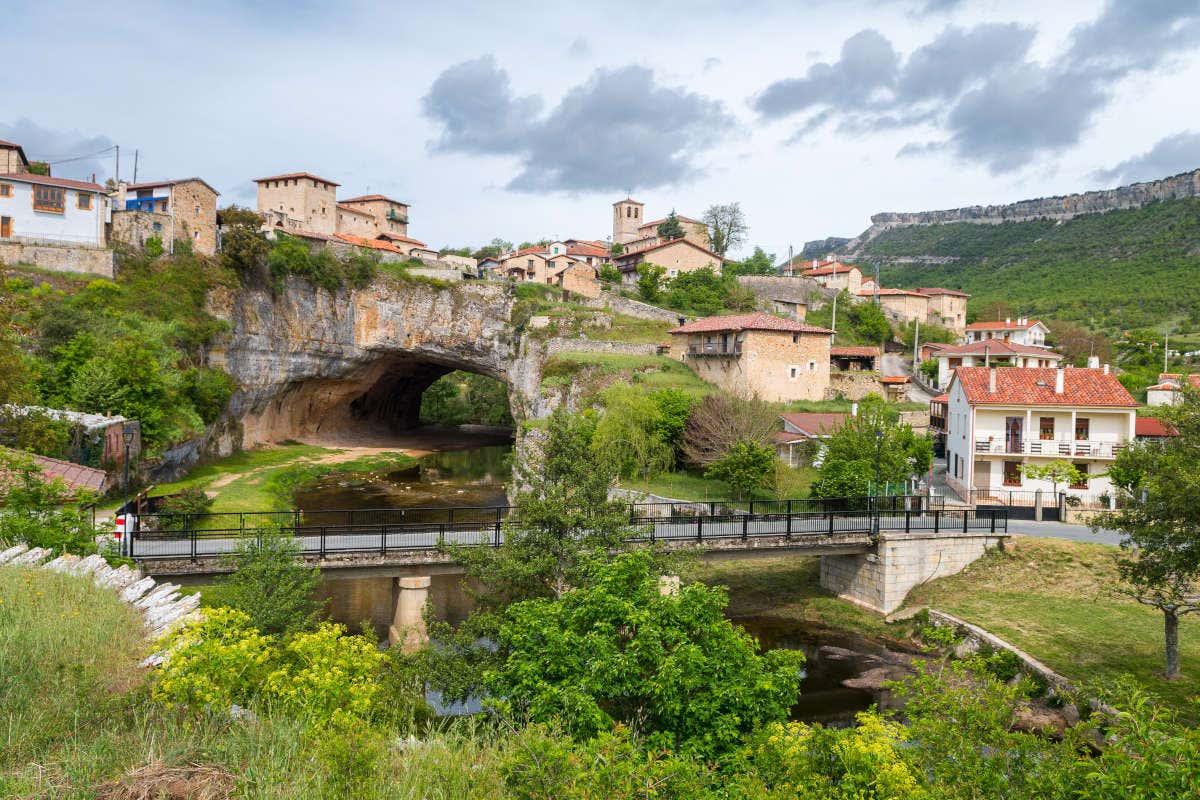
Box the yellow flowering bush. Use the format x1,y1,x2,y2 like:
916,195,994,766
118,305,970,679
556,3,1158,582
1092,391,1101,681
743,712,928,800
264,622,384,725
153,608,384,728
152,607,273,712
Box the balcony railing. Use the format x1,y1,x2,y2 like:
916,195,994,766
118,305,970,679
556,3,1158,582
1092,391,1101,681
688,342,742,357
973,439,1125,459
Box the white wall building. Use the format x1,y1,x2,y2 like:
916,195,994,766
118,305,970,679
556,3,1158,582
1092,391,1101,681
0,173,109,246
932,340,1064,389
944,366,1137,501
963,318,1049,348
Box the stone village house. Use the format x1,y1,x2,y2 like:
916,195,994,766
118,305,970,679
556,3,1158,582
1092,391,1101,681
668,313,834,402
614,238,726,284
109,178,220,255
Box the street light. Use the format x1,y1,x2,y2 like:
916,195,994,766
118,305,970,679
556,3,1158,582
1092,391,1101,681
872,429,884,538
122,429,135,556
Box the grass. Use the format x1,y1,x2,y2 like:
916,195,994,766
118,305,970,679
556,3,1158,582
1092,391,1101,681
0,565,509,798
151,444,416,513
905,537,1200,712
541,353,711,401
777,398,930,414
621,466,816,502
694,556,897,642
587,314,673,344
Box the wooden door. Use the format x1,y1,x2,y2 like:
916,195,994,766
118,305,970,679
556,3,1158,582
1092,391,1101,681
0,216,10,238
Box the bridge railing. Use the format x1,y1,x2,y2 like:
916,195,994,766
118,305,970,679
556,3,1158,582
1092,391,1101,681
127,504,1005,562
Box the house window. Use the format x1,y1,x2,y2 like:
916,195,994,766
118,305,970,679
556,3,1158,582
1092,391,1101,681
1003,460,1022,487
792,333,799,343
1075,418,1090,441
808,360,817,372
195,204,200,214
33,185,65,213
77,192,92,210
1039,417,1054,440
1071,462,1089,489
157,200,167,213
0,183,11,197
153,222,163,232
789,366,798,380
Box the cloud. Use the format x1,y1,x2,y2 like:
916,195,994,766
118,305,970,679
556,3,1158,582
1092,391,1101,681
423,58,734,193
702,57,722,73
566,36,591,58
1093,131,1200,186
0,118,115,181
753,1,1200,173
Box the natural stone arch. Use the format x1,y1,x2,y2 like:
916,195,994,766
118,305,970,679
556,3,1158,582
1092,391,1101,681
205,277,535,447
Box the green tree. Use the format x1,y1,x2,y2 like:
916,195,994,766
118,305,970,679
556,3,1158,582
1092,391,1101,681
702,202,748,258
487,549,804,757
610,242,624,256
724,246,776,276
1101,391,1200,678
213,528,326,636
596,263,621,285
656,211,686,241
850,299,892,344
68,337,176,446
0,449,97,555
473,238,513,261
812,401,932,498
591,386,676,481
1020,460,1084,499
636,263,667,303
705,440,777,499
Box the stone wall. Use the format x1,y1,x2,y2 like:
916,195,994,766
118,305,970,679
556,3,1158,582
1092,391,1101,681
170,180,219,255
735,275,834,306
110,209,171,251
580,292,687,323
545,338,661,356
820,529,1008,613
828,370,884,400
0,240,114,277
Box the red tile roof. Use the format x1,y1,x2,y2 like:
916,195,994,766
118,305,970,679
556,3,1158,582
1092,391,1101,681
376,232,428,247
779,412,848,437
334,233,406,254
254,172,340,186
1135,417,1177,437
965,319,1044,331
670,312,834,335
933,340,1062,358
857,288,928,298
0,448,108,495
831,346,880,357
954,367,1137,407
1155,373,1200,389
336,203,374,217
615,237,724,269
917,287,970,297
566,243,609,258
339,194,407,206
639,214,702,229
803,262,860,277
881,375,910,384
0,172,104,192
931,393,950,403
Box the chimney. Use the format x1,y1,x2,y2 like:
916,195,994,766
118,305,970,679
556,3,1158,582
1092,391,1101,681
1103,363,1110,375
851,401,859,417
1055,368,1065,394
1087,355,1100,368
988,367,996,393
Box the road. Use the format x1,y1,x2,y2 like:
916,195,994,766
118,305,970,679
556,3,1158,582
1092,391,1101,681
1005,519,1123,546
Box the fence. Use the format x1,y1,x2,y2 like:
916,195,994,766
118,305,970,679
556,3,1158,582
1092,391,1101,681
126,498,1002,563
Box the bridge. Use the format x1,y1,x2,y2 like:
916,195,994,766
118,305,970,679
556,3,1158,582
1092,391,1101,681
129,497,1009,643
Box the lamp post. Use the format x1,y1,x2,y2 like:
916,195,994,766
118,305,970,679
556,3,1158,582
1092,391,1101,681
872,429,884,538
122,429,135,556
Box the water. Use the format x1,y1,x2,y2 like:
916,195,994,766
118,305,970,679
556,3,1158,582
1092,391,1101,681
294,443,513,517
736,616,921,727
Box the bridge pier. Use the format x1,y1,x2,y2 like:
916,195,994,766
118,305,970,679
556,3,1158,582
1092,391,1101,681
819,530,1008,614
388,575,431,652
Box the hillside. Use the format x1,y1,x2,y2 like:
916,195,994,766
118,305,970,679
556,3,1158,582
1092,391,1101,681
864,197,1200,333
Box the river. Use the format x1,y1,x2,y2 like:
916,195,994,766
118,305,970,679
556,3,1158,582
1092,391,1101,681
298,438,917,726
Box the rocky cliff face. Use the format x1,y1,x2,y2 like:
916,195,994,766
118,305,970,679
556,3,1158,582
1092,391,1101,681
844,168,1200,253
204,277,538,448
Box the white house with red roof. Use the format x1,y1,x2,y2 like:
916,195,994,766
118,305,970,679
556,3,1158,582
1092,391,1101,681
775,411,849,466
1146,373,1200,407
669,312,834,401
931,339,1064,389
944,366,1137,501
0,171,109,247
964,317,1050,348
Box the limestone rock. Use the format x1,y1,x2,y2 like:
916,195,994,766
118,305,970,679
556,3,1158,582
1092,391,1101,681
11,547,51,565
0,544,29,564
121,577,157,603
1011,703,1072,738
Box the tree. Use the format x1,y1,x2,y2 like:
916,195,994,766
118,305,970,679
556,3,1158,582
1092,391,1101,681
705,440,777,499
702,202,748,257
213,528,326,636
0,449,98,555
1020,461,1084,499
610,242,624,256
473,238,513,261
812,400,932,499
636,264,667,303
1101,391,1200,679
487,549,804,757
596,263,621,286
591,386,676,481
656,211,686,241
682,394,777,467
724,246,776,276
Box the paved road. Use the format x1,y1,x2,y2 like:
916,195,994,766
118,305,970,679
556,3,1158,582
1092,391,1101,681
1005,519,1122,546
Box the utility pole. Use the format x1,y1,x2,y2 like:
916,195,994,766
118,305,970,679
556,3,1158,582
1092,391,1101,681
874,262,881,305
132,149,139,184
114,144,120,183
1164,333,1170,373
912,318,920,373
831,292,838,344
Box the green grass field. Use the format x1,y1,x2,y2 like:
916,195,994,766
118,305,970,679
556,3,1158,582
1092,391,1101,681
905,537,1200,712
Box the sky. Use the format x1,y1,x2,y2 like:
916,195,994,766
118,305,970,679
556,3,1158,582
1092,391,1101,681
5,0,1200,259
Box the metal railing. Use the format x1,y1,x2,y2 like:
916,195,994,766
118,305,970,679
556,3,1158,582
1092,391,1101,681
126,497,999,563
973,438,1125,459
687,341,742,356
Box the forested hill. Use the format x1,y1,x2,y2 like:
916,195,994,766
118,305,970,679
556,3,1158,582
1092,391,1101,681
867,197,1200,334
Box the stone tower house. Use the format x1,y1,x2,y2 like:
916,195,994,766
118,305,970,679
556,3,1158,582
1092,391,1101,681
612,198,644,245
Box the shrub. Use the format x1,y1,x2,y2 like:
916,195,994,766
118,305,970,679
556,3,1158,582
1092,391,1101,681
705,440,777,500
182,366,237,424
213,529,325,636
0,449,98,555
144,236,164,258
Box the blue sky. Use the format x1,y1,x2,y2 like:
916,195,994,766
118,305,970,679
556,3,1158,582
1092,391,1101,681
5,0,1200,258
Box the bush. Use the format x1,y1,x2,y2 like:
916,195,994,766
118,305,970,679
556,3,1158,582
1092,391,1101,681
705,440,777,500
182,366,237,424
0,449,98,555
213,529,325,636
144,236,164,258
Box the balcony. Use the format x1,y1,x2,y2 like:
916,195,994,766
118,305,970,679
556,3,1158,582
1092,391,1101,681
688,342,742,357
973,439,1125,459
386,209,408,224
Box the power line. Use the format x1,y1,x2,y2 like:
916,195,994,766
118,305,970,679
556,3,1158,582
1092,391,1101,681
26,145,118,165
